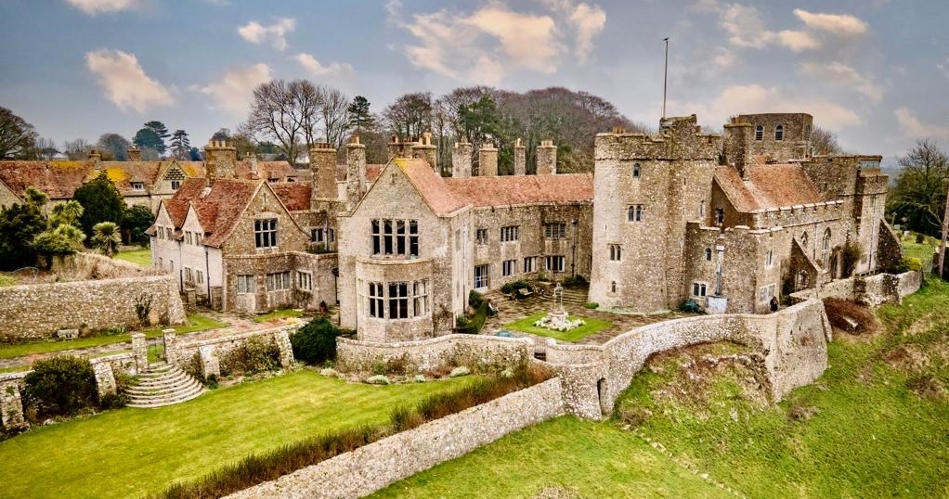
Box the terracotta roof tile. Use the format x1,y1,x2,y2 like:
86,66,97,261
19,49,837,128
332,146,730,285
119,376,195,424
164,199,191,228
335,163,384,182
169,177,261,248
394,158,467,216
270,182,311,211
235,160,299,182
95,161,162,195
714,164,821,212
0,160,93,199
445,173,594,208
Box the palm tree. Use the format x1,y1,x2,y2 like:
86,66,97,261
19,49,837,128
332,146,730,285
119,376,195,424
92,221,121,257
49,200,83,228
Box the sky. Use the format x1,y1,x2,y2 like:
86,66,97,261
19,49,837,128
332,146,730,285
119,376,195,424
0,0,946,166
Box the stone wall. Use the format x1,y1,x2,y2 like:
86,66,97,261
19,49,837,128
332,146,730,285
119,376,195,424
0,274,186,340
168,325,295,379
225,378,564,499
790,271,921,307
544,299,831,418
336,334,532,372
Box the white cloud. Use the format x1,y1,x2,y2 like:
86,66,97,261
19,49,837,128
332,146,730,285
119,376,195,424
800,62,883,102
387,0,605,82
719,4,773,48
713,48,735,69
198,63,271,115
895,107,949,139
237,18,295,51
777,30,820,52
938,58,949,81
568,3,606,61
65,0,140,15
793,9,868,37
295,53,353,77
682,84,860,132
85,49,173,113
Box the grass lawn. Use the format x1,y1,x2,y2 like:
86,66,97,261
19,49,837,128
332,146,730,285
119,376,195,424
502,312,612,342
370,416,734,499
0,370,478,499
0,314,227,361
253,308,304,323
114,248,152,267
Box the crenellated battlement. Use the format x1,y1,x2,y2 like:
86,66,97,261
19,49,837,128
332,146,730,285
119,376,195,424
595,115,720,162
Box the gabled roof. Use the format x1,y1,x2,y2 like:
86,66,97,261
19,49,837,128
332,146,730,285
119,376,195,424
713,163,821,212
235,160,299,182
270,182,311,211
445,173,594,208
95,161,163,195
0,160,93,199
334,163,385,183
168,178,262,248
393,158,468,216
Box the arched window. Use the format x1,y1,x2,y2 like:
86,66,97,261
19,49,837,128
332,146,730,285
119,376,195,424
822,228,831,251
705,248,712,261
632,162,641,178
754,125,763,141
801,231,808,248
611,281,617,293
699,200,706,217
715,208,725,225
775,125,784,141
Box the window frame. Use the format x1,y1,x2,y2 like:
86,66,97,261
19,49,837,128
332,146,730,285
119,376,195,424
627,205,644,222
502,259,516,276
237,274,255,294
500,225,519,242
609,244,622,261
474,264,490,289
754,125,763,141
774,124,784,141
692,281,707,297
545,255,565,273
254,218,278,249
544,222,566,239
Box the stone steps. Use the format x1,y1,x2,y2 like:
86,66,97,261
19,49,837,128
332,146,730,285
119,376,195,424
124,363,205,409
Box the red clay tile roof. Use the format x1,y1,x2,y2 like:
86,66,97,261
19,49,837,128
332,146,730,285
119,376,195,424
714,164,821,212
235,160,299,181
169,177,262,248
394,158,468,216
95,161,163,195
334,163,384,182
270,182,311,211
0,160,93,199
444,173,594,208
163,199,191,228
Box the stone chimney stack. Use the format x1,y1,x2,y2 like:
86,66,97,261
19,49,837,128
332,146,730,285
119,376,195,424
89,149,101,169
345,136,367,211
246,152,259,179
127,147,141,162
723,121,754,180
514,138,526,175
536,140,557,175
310,142,338,201
412,132,438,173
204,140,237,186
452,139,473,178
478,142,498,177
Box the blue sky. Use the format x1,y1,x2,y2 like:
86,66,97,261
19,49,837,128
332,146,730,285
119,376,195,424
0,0,946,164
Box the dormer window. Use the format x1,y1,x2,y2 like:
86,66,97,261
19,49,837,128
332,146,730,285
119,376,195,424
754,125,763,141
774,125,784,141
131,182,145,191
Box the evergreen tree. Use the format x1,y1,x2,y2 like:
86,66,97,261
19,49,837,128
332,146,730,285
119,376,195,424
347,95,375,134
170,129,190,160
73,172,125,238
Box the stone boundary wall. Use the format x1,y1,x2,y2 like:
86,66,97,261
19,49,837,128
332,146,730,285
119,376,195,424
1,351,140,431
225,378,564,499
169,325,296,379
336,334,532,372
0,274,186,340
545,299,831,419
791,271,921,306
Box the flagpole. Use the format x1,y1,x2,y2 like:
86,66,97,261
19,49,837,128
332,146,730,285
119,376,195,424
662,37,669,119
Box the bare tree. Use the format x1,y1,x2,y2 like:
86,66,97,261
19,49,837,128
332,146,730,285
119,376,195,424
63,138,93,160
319,85,350,149
0,106,38,159
382,92,433,140
245,79,307,163
809,126,844,156
35,137,59,160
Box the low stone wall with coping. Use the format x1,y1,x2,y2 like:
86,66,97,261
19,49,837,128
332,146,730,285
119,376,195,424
336,334,532,373
0,273,186,341
225,378,564,499
791,271,921,306
167,326,296,380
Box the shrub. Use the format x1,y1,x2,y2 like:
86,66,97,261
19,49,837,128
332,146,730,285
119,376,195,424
678,299,701,313
23,356,98,420
584,302,599,310
563,275,587,286
291,317,342,365
893,256,922,273
822,298,877,334
500,280,532,294
468,289,484,308
220,337,281,376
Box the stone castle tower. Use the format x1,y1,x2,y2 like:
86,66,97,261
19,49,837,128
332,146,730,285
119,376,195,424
588,116,721,311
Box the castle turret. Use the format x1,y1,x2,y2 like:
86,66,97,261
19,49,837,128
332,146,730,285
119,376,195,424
452,140,473,178
345,136,367,211
310,142,338,202
723,121,754,180
204,140,237,186
412,132,438,173
536,140,557,175
514,138,526,175
478,143,498,176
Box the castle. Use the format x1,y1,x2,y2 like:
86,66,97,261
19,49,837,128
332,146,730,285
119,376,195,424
146,112,899,340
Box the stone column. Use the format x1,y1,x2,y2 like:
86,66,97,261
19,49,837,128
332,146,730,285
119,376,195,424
131,332,148,372
163,329,178,366
479,143,498,177
452,140,473,178
0,378,26,431
92,361,117,397
310,142,338,202
536,140,557,175
514,138,526,175
346,137,367,211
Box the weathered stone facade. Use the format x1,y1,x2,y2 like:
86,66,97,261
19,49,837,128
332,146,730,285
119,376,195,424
336,334,532,372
